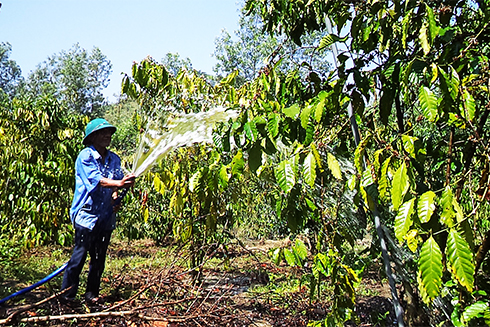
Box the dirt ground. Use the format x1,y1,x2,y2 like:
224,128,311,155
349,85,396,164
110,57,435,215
0,239,400,326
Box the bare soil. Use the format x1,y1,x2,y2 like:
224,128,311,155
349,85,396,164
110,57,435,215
0,239,399,326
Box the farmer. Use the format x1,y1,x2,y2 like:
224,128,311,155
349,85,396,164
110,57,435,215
61,118,135,304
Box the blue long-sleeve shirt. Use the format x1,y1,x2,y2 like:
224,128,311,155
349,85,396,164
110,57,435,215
70,146,124,231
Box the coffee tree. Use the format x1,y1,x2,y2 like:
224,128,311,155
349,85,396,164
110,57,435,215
244,0,490,325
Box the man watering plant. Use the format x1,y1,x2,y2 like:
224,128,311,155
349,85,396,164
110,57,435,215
61,118,135,304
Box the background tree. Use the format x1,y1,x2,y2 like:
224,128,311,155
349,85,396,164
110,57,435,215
23,43,112,118
213,11,331,86
0,42,22,98
161,52,193,77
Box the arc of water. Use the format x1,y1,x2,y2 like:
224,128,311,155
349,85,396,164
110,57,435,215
131,106,238,178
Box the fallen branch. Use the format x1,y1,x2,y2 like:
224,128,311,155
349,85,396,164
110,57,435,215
16,303,226,324
0,287,72,325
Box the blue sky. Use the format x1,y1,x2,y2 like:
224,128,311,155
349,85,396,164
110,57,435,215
0,0,241,101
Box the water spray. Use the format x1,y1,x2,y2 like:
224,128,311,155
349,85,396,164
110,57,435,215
114,106,238,205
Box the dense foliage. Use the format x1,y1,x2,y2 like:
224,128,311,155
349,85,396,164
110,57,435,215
1,1,490,325
0,95,86,247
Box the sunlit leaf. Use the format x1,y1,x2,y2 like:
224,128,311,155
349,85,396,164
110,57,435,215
318,34,348,51
275,159,295,193
453,197,465,223
303,152,317,187
354,133,371,173
440,186,455,227
425,4,439,43
418,191,436,223
378,156,391,202
418,236,443,304
189,170,202,193
283,103,300,118
327,153,342,180
315,98,325,122
218,165,229,188
401,10,413,49
244,121,258,142
405,229,420,253
462,301,489,324
419,86,438,122
392,161,410,210
270,248,283,266
462,89,476,123
402,135,418,159
395,198,415,243
446,228,475,292
231,150,244,176
419,23,431,55
293,239,308,261
310,142,322,170
361,169,377,211
267,112,280,138
300,103,314,129
284,248,297,266
315,253,330,277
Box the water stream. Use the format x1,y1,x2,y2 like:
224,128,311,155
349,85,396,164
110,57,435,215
131,106,238,177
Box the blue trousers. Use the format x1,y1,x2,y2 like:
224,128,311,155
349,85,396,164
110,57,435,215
61,224,112,300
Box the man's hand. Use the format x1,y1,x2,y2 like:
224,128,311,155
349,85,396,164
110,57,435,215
120,173,136,188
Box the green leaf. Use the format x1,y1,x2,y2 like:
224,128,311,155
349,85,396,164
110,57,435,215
462,89,476,123
284,248,297,267
418,191,437,223
405,229,420,253
283,103,300,119
419,86,438,122
402,135,418,159
419,23,431,55
267,112,280,138
378,156,391,202
275,159,295,193
189,170,202,193
315,253,331,277
315,97,325,122
303,152,317,187
401,10,413,49
354,133,372,172
244,121,258,142
318,34,348,51
300,103,314,129
446,228,475,292
462,301,489,324
395,198,415,243
418,236,443,304
231,150,244,176
270,248,283,266
327,152,342,180
440,186,455,227
392,161,410,210
293,239,308,261
425,4,440,43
